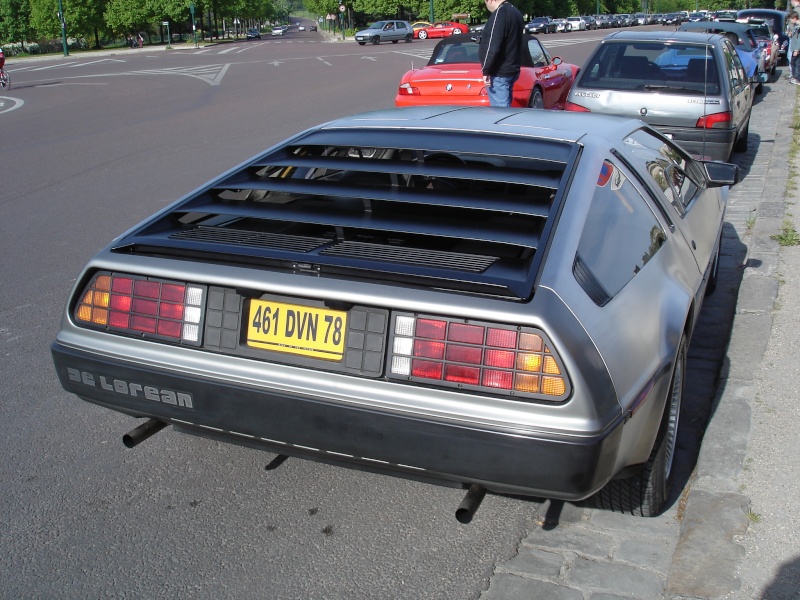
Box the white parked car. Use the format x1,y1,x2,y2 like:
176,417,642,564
567,16,586,30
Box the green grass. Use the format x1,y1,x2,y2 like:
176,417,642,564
771,220,800,246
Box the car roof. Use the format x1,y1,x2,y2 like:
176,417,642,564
680,20,756,34
321,106,644,144
599,30,726,45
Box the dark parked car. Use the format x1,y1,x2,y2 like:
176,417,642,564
738,9,788,64
51,106,738,520
526,17,558,34
566,30,755,162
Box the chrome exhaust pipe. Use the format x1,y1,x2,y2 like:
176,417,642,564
455,484,487,524
123,419,168,448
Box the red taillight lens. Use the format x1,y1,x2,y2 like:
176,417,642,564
564,101,591,112
74,272,205,345
399,83,420,96
696,111,732,129
390,314,570,401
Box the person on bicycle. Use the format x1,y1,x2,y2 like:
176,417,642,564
0,48,5,71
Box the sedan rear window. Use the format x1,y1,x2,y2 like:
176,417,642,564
579,42,720,95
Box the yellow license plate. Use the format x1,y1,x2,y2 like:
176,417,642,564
246,299,347,361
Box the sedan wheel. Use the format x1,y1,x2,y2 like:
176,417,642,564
453,28,462,34
405,34,413,43
418,30,428,39
372,36,381,45
590,334,686,517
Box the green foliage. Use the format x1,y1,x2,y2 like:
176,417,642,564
0,0,32,46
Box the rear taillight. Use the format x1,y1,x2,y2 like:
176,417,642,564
74,272,205,345
389,314,570,402
696,111,732,129
564,101,591,112
398,83,420,96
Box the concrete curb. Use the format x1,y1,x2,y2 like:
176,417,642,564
666,81,796,597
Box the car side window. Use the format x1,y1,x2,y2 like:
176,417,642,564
721,41,745,89
574,159,666,304
621,129,702,213
397,22,407,30
528,39,549,67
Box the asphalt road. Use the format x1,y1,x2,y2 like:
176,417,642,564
0,26,709,599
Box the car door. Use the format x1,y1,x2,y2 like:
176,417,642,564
395,21,409,41
528,39,569,107
721,40,752,136
622,129,723,275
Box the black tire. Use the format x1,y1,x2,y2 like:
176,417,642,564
590,335,686,517
528,87,544,109
371,35,380,45
706,236,721,296
418,30,428,39
734,121,749,153
405,34,412,43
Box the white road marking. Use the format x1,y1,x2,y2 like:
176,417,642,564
316,57,332,66
0,96,24,114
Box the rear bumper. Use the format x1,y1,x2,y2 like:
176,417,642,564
52,340,623,500
656,125,737,162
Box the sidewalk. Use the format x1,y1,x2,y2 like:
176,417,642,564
481,76,799,599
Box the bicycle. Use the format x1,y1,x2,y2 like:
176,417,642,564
0,67,10,91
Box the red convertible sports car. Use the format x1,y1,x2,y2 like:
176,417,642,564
396,34,580,109
417,21,466,39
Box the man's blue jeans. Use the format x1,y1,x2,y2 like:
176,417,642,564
487,74,519,107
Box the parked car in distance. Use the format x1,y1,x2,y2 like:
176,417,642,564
679,20,771,92
595,15,612,28
526,17,558,34
565,30,754,162
746,19,780,77
715,10,738,22
51,105,738,520
582,15,597,30
396,34,579,109
271,26,284,35
411,21,432,38
416,21,466,39
246,28,261,39
355,20,413,45
567,16,586,31
738,9,788,64
553,18,571,32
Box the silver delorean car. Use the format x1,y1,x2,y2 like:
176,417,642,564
51,107,738,520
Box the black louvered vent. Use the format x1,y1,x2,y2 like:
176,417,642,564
115,128,578,300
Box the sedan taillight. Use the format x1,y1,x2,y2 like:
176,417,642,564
389,313,570,402
74,272,205,345
696,111,732,129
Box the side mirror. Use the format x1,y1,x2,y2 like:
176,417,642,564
552,56,563,65
703,160,740,187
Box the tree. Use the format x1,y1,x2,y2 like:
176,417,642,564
0,0,32,46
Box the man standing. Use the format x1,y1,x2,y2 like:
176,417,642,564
478,0,525,107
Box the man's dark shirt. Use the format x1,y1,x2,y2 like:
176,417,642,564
479,1,525,78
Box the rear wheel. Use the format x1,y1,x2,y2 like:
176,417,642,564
405,34,413,43
591,335,686,517
734,120,749,153
418,30,428,39
528,87,544,109
0,70,9,90
372,35,380,45
453,28,462,34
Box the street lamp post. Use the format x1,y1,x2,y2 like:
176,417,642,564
57,0,69,56
429,0,434,24
163,21,172,49
189,2,197,47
